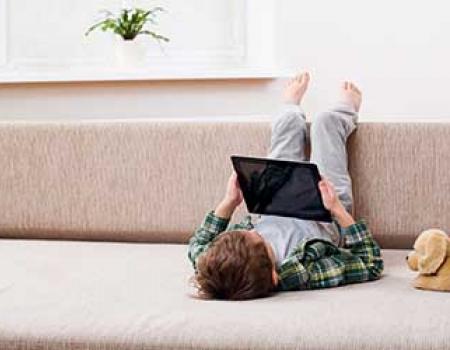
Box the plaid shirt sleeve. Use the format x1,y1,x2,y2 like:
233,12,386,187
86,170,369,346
187,211,253,269
277,219,384,291
187,211,229,269
277,254,310,291
339,219,384,283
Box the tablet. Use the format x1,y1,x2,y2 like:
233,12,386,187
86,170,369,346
231,155,332,222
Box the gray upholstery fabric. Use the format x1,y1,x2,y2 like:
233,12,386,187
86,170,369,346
0,240,448,350
1,121,449,248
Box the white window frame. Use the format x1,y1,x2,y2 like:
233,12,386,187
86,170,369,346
0,0,281,83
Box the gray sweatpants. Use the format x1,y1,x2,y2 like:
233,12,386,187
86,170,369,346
254,103,357,263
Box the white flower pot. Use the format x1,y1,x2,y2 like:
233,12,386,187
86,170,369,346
115,38,148,68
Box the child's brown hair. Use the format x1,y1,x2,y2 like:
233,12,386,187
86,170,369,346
194,230,274,300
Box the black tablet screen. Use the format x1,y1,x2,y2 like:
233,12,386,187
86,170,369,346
231,156,332,222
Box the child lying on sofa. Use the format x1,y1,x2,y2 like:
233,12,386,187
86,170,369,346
188,73,384,300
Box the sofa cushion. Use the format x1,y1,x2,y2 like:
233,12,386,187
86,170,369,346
348,123,450,248
0,239,448,350
1,121,449,248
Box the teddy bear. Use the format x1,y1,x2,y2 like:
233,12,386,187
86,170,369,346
406,229,450,292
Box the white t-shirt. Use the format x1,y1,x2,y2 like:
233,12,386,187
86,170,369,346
254,215,341,266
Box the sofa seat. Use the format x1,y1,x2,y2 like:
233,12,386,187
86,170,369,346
1,239,448,350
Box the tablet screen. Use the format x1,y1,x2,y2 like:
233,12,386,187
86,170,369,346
231,156,332,222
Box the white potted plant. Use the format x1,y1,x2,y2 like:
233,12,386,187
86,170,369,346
85,7,169,67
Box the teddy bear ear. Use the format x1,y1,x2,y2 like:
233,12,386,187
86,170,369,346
418,233,447,274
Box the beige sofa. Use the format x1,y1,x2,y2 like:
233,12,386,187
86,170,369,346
0,120,449,349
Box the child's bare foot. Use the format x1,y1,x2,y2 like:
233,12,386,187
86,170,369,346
283,72,310,105
341,81,362,112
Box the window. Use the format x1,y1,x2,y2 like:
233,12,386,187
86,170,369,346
0,0,279,83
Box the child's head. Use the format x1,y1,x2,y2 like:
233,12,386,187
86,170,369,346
195,230,277,300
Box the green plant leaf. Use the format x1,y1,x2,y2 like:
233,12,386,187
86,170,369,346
139,30,170,42
86,6,169,42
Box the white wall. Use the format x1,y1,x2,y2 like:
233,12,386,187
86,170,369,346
0,80,281,120
278,0,450,120
1,0,450,121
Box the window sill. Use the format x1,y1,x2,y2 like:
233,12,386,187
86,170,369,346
0,67,289,84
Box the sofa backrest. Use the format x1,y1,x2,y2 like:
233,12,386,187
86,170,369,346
0,121,448,249
348,123,450,248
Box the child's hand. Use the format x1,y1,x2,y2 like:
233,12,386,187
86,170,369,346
318,178,356,228
214,172,243,220
224,172,244,208
318,179,341,214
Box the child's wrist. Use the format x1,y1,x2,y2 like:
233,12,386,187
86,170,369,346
215,198,238,219
223,195,242,209
331,204,355,228
329,202,344,216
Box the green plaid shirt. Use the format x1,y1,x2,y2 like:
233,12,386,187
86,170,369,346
188,211,384,291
